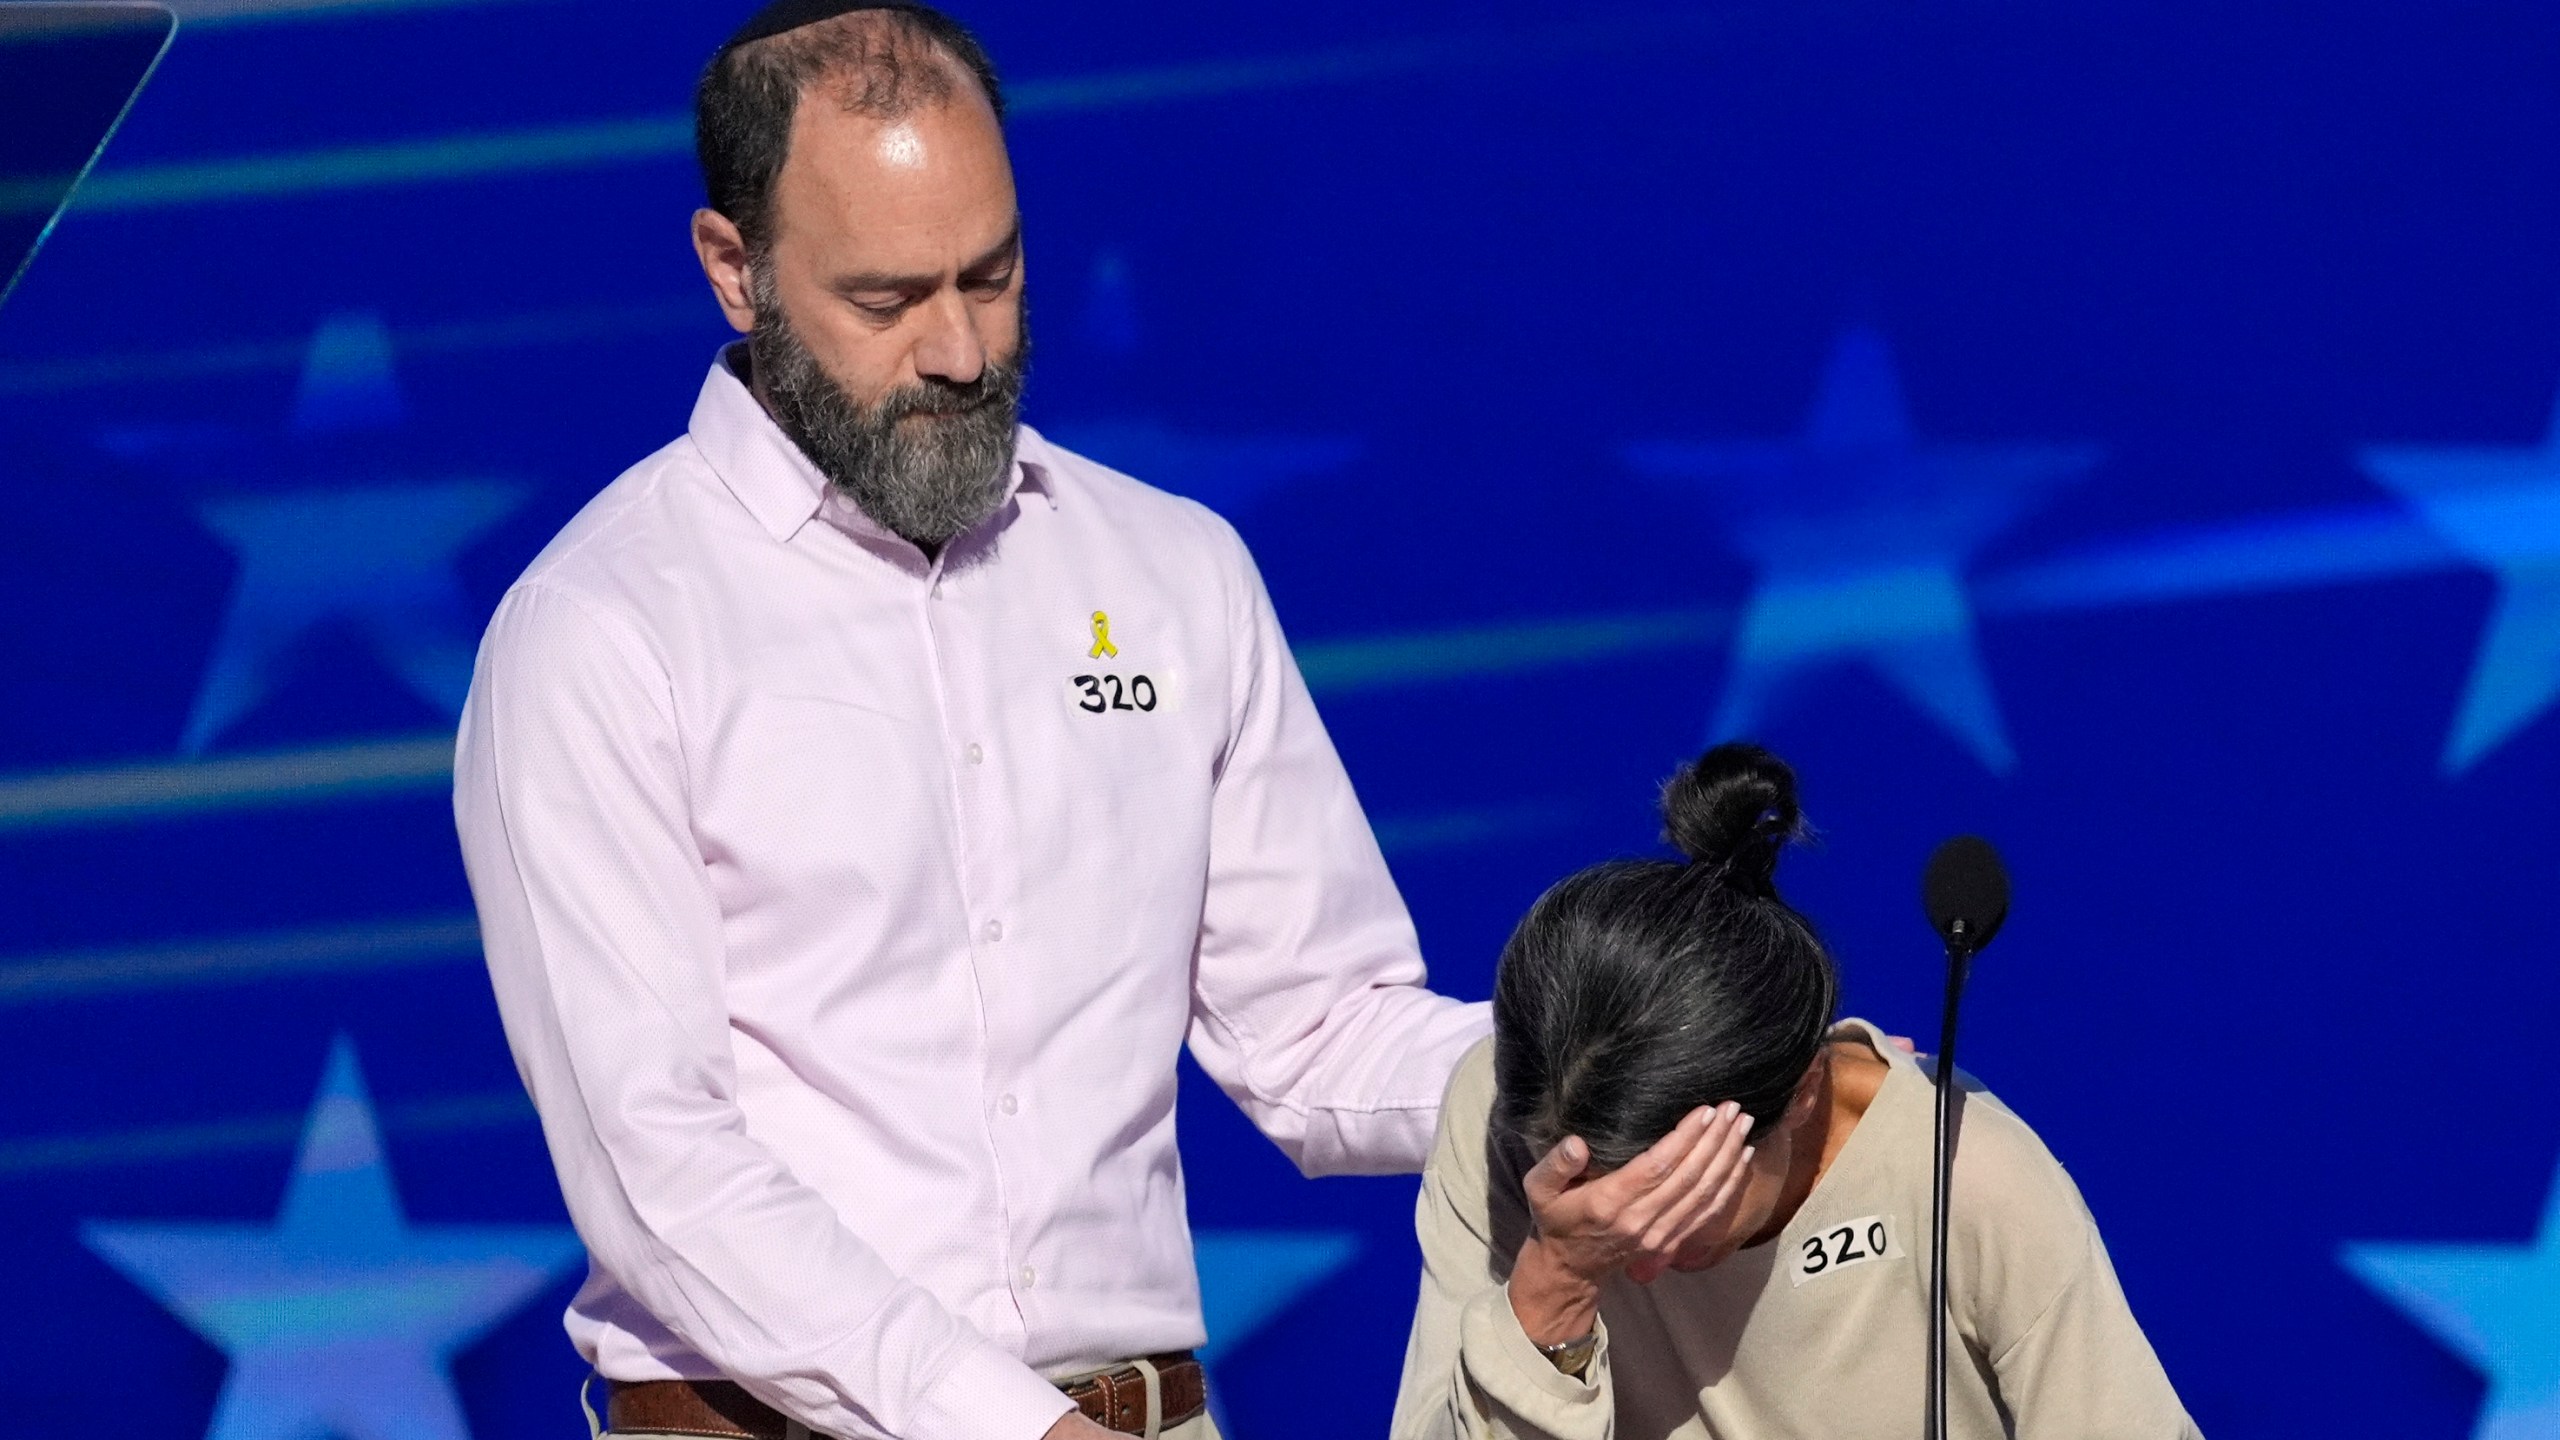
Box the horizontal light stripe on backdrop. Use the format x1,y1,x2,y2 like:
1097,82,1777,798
0,296,711,394
1369,800,1576,855
164,0,549,26
0,16,1724,217
0,913,482,1006
1298,607,1730,692
0,610,1725,831
0,733,455,829
0,0,548,35
0,1089,532,1178
1973,502,2462,613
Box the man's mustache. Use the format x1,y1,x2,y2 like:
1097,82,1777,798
873,366,1021,422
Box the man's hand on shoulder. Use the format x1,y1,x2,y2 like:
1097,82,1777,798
1041,1410,1118,1440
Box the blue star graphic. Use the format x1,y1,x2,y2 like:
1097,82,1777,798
2343,1153,2560,1440
82,1036,583,1440
290,310,408,436
1050,248,1362,519
1191,1229,1361,1366
181,311,525,753
1191,1229,1360,1435
2359,389,2560,773
1046,419,1362,518
1625,328,2099,773
184,482,523,753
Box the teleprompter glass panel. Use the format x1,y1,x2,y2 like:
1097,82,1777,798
0,2,175,309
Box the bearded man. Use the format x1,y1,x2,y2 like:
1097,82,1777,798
453,5,1520,1440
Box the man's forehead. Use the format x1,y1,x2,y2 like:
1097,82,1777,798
775,101,1016,267
783,89,1008,196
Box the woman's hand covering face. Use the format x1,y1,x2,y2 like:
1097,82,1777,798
1524,1103,1756,1288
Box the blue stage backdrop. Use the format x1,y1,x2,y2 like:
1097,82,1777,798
6,2,2560,1436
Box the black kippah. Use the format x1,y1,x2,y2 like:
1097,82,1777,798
721,0,924,54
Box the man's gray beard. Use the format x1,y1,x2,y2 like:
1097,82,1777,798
748,269,1029,550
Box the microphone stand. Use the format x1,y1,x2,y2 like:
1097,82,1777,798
1928,920,1974,1440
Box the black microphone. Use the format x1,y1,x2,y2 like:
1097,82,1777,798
1920,835,2010,1440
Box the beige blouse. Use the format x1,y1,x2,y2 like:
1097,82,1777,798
1391,1021,2201,1440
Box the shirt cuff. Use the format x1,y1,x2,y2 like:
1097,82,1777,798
905,1339,1077,1440
1457,1283,1613,1425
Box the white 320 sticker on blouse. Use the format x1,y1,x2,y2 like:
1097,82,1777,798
1791,1213,1901,1287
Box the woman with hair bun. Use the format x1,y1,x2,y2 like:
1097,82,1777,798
1390,744,2198,1440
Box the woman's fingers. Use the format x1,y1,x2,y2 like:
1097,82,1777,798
1526,1102,1764,1290
1662,1145,1756,1267
1663,1131,1759,1262
1607,1102,1731,1231
1639,1109,1752,1255
1524,1134,1592,1210
1622,1112,1746,1283
1704,1139,1755,1222
1624,1103,1739,1241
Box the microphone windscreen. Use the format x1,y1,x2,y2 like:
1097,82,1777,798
1923,834,2010,950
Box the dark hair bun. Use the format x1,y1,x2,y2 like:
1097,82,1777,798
1660,742,1804,891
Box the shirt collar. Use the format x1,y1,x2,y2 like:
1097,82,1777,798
688,343,1057,548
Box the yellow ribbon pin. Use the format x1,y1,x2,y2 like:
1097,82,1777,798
1087,611,1119,659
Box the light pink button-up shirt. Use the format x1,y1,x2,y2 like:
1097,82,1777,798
453,352,1489,1440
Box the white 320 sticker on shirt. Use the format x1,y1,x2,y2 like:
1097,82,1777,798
1064,668,1182,715
1791,1213,1901,1287
1067,608,1181,714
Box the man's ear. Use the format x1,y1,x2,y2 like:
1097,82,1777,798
692,208,758,335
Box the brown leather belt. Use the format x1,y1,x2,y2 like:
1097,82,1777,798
607,1353,1205,1438
1055,1353,1207,1435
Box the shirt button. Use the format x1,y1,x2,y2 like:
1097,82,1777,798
998,1093,1019,1116
1019,1265,1037,1290
984,919,1004,943
966,743,984,765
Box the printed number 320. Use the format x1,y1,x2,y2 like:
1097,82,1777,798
1794,1214,1893,1286
1073,674,1157,713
